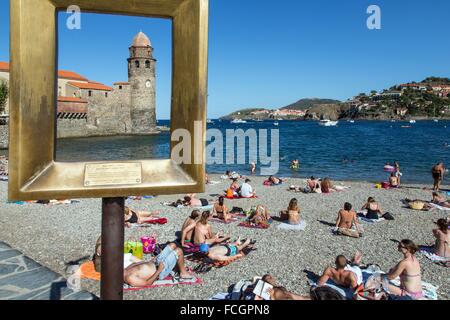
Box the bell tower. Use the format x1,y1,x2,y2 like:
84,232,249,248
128,31,156,134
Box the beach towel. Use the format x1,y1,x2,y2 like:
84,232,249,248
123,274,202,291
183,243,200,255
277,220,307,231
225,195,258,200
209,292,230,300
238,220,271,229
79,261,101,281
359,217,385,223
207,181,222,185
187,247,255,273
210,217,239,224
195,204,214,210
419,246,450,267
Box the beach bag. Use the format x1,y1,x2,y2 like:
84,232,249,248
226,189,234,198
141,235,157,254
382,212,394,220
229,279,254,300
124,240,143,259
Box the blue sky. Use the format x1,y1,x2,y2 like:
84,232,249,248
1,0,449,119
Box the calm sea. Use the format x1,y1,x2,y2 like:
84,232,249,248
45,120,450,184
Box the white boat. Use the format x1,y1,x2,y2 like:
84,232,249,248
318,120,339,127
274,122,279,126
409,120,416,124
434,119,439,123
231,119,247,124
349,120,355,123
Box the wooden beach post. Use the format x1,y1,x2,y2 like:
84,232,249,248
8,0,209,300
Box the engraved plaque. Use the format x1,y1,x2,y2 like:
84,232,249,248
84,163,142,187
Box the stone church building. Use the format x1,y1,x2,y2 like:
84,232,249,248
0,31,158,140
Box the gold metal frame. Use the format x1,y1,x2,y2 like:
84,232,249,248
9,0,208,201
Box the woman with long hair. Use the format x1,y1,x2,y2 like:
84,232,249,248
433,219,449,258
213,196,233,222
279,198,301,225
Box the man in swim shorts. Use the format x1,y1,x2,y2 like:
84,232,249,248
124,242,193,287
317,253,363,290
199,238,255,262
432,162,445,191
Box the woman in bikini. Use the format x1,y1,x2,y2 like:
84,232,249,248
249,205,271,225
431,192,450,208
320,178,334,194
335,202,362,237
433,219,450,258
213,196,235,222
124,206,159,227
279,198,301,225
361,197,383,220
383,240,423,300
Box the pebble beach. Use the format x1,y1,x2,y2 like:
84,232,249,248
0,174,449,300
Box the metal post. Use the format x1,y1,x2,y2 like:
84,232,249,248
100,197,125,300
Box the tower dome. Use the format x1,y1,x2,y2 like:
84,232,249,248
132,31,151,47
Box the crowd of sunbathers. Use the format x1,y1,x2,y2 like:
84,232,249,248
288,176,349,194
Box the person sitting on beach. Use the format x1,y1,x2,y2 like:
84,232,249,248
199,238,255,262
124,242,194,287
229,178,240,197
249,205,271,225
124,206,160,227
432,162,445,191
320,178,335,193
240,179,256,198
268,175,285,185
431,192,450,208
193,211,230,245
382,240,423,300
389,172,399,188
361,197,383,220
316,253,363,290
432,219,449,258
212,196,235,222
305,176,320,193
183,194,209,207
335,202,363,237
279,198,301,225
180,210,200,246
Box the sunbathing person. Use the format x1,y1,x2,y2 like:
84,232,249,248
361,197,383,220
180,210,200,246
260,274,310,300
389,172,399,188
193,211,230,245
433,219,449,258
431,192,450,208
199,238,254,262
124,243,193,287
305,176,320,193
268,175,285,185
183,194,209,207
320,178,335,193
249,205,271,225
382,240,423,300
229,178,240,197
124,206,159,227
212,196,236,222
317,253,363,290
240,179,256,198
279,198,301,225
335,202,362,237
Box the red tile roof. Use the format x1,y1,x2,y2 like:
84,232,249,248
58,70,89,81
57,96,88,103
0,61,9,72
67,81,113,91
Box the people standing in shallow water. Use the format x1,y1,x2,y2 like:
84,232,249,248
431,162,445,191
382,240,423,300
432,219,449,258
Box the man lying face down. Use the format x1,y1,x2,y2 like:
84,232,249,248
123,242,194,288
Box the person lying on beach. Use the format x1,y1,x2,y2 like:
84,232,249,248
184,194,209,207
212,196,235,222
316,253,363,290
403,198,432,211
240,179,256,198
360,197,383,220
279,198,301,225
268,175,285,185
222,170,241,180
320,178,335,193
335,202,362,237
248,205,271,225
432,162,445,191
257,274,310,300
180,210,200,246
389,172,400,188
305,176,320,193
432,219,449,258
193,211,230,245
381,240,423,300
431,192,450,208
124,206,160,227
199,238,255,262
124,242,194,287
